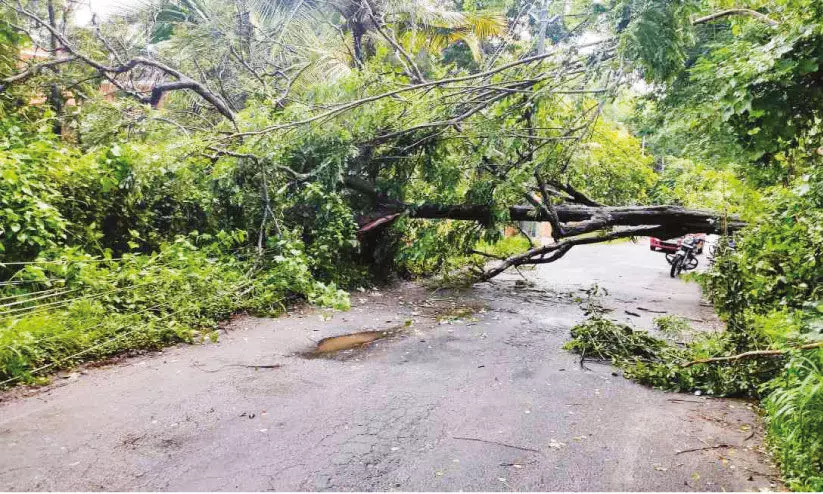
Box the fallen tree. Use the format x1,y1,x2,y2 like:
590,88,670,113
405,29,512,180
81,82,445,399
348,176,744,281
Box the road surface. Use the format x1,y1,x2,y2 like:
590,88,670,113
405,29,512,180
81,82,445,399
0,241,780,490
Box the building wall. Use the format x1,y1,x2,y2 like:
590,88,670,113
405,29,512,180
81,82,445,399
503,221,554,245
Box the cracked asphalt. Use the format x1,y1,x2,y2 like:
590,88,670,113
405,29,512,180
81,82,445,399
0,241,781,491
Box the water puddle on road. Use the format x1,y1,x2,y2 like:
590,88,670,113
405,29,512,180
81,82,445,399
302,325,408,359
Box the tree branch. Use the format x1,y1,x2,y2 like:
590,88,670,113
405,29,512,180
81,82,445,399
682,342,823,367
547,180,603,207
225,38,613,139
363,1,426,83
535,174,562,241
692,9,778,27
0,56,76,91
206,146,309,179
476,225,667,282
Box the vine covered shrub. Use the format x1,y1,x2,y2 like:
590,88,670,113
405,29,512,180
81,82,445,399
0,120,70,258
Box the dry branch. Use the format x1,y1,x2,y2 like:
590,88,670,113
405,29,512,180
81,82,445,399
452,436,541,453
676,444,733,455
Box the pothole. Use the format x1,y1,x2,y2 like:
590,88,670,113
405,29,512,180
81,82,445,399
301,323,411,359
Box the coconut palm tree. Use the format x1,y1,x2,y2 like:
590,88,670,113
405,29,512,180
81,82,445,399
386,0,506,62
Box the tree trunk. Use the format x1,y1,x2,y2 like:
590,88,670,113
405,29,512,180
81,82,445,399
535,0,550,55
47,0,63,136
403,203,742,236
352,21,366,68
345,178,744,280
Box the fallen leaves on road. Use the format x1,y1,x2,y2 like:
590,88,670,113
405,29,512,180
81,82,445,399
548,439,566,449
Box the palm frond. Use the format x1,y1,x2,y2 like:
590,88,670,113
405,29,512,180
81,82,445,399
388,3,505,61
464,12,506,39
458,32,483,62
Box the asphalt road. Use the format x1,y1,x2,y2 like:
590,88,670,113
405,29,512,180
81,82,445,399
0,241,781,491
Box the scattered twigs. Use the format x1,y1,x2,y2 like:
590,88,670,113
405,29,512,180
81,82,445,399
637,307,667,314
452,436,541,454
681,342,823,367
675,443,733,455
191,363,283,373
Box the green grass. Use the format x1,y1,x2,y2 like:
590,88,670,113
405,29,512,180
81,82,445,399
763,350,823,491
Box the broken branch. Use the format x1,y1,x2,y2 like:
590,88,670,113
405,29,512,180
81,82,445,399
692,9,778,27
681,342,823,367
452,436,541,454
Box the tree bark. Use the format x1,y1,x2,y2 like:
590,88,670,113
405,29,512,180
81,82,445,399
351,20,366,68
47,0,63,136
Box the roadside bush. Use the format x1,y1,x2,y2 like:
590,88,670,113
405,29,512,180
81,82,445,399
0,232,348,385
698,171,823,489
0,120,70,259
